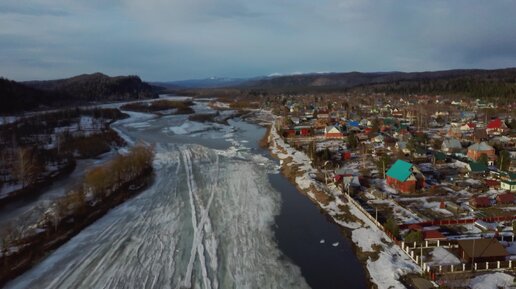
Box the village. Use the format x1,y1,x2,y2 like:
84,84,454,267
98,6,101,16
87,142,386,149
267,93,515,288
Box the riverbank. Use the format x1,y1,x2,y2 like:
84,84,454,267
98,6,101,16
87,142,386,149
262,115,420,289
0,151,154,287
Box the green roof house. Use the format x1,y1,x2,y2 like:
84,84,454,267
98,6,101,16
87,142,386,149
467,162,488,174
386,160,425,194
500,172,516,192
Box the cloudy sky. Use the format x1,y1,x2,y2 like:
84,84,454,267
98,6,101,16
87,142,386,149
1,0,516,81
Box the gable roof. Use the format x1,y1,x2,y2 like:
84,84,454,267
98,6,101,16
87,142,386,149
386,159,414,182
468,162,488,172
486,118,503,129
468,142,494,152
442,138,462,149
433,151,446,161
457,238,508,259
325,126,341,134
497,193,515,203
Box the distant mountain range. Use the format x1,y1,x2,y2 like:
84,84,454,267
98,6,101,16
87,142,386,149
1,73,158,113
2,68,515,114
241,68,516,90
151,77,251,89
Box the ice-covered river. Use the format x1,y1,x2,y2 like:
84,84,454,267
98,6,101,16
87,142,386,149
5,100,367,289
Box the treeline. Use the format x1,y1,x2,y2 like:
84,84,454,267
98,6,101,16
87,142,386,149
25,73,158,102
0,145,154,286
353,77,516,102
0,73,158,113
1,108,127,143
83,145,154,198
121,99,195,114
173,68,516,102
0,78,64,113
0,108,127,203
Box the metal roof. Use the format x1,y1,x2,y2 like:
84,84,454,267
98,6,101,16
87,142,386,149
386,159,413,182
468,142,493,151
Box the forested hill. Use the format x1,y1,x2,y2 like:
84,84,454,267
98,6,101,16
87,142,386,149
0,73,158,113
240,68,516,100
0,78,62,113
24,73,158,102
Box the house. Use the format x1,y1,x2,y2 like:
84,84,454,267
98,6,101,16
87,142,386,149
395,141,410,155
386,160,425,194
412,146,427,159
317,110,330,119
447,127,462,138
294,126,312,137
423,230,446,241
441,138,462,153
373,134,385,143
484,179,500,189
324,126,343,139
496,193,515,205
391,108,404,118
486,118,508,135
347,120,360,128
470,196,491,208
500,172,516,192
432,151,447,164
460,122,476,132
457,238,508,263
467,162,488,174
342,151,352,160
467,142,496,162
334,168,360,189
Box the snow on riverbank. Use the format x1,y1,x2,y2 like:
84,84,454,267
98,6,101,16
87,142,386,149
469,272,514,289
111,110,157,145
268,121,420,289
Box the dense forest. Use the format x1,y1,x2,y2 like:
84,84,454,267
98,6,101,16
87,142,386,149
0,73,158,113
166,68,516,103
0,78,64,113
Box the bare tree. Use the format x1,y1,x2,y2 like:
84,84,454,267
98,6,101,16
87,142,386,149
13,147,42,188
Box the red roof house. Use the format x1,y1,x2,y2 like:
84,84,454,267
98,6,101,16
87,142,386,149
486,118,508,135
496,193,515,205
470,196,491,208
423,230,446,241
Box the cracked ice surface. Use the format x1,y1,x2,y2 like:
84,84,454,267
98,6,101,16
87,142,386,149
6,144,310,289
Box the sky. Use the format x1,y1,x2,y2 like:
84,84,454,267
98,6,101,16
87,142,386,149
1,0,516,81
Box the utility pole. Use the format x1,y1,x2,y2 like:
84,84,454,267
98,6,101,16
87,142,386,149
471,238,476,271
420,244,423,266
383,159,386,179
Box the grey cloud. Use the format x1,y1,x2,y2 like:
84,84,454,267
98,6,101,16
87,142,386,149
1,0,516,81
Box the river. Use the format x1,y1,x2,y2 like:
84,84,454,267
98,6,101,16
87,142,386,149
4,99,367,289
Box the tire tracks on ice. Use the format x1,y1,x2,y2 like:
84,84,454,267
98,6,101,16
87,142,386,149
180,147,220,289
